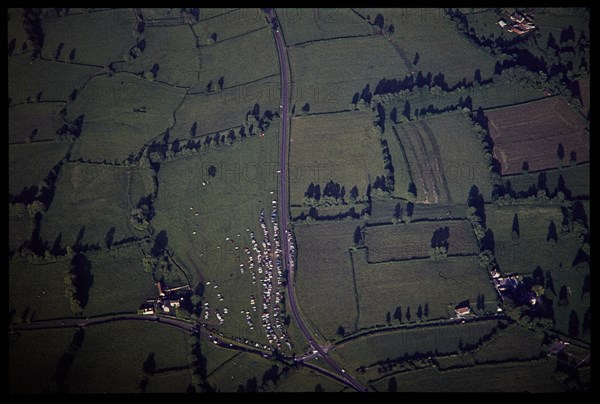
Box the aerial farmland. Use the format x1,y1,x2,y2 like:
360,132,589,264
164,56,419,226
9,8,589,393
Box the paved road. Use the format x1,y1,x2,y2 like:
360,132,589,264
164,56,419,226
267,9,368,393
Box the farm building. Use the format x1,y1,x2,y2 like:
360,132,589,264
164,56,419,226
455,306,471,318
138,300,155,315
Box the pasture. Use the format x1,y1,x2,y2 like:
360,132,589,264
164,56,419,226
9,328,77,394
393,112,494,204
192,8,268,45
352,250,497,328
372,359,566,392
364,220,478,262
9,103,66,143
66,321,192,393
276,8,373,46
287,35,411,113
67,73,187,162
289,110,385,206
471,324,544,364
206,350,278,392
40,163,155,248
294,221,360,340
486,97,589,175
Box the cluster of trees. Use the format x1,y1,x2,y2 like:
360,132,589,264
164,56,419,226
64,252,93,314
303,181,361,207
22,8,44,60
131,194,155,231
429,227,450,260
293,205,365,223
388,303,429,324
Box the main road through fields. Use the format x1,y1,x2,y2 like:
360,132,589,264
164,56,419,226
267,9,368,393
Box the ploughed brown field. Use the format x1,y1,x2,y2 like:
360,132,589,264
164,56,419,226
486,97,589,175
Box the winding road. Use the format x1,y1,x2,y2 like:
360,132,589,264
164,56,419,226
267,9,368,393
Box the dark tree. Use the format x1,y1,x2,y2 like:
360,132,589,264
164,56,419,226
211,32,218,42
582,308,590,333
394,305,402,322
558,285,569,306
403,100,411,120
7,38,16,56
388,377,397,392
208,165,217,177
532,266,545,286
570,151,577,164
572,200,588,229
151,230,169,257
545,270,556,295
568,310,579,337
218,76,224,90
105,227,116,249
143,352,157,376
353,226,362,246
315,384,325,393
581,274,590,299
387,24,395,34
413,52,420,66
511,213,520,240
405,306,411,322
394,202,403,220
406,202,414,217
557,143,565,160
390,106,398,123
522,161,529,172
374,13,384,30
424,303,429,318
537,171,547,192
301,103,310,114
69,253,93,309
262,365,279,386
547,220,558,243
474,68,482,84
417,304,423,320
337,325,345,337
314,184,321,201
386,311,391,324
245,377,257,393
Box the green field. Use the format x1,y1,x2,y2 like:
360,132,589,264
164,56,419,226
66,321,192,393
9,103,66,143
67,73,187,162
145,370,194,393
9,328,77,394
486,204,582,275
171,76,280,140
196,26,278,91
205,350,278,392
9,214,32,254
40,163,155,248
335,319,500,370
9,142,71,197
355,8,498,85
364,220,478,262
393,112,494,204
272,366,347,392
152,126,282,345
371,359,566,392
276,8,373,46
472,324,544,364
501,163,590,200
81,245,158,316
289,110,385,206
40,9,135,66
192,8,268,45
295,221,359,340
9,258,72,321
353,250,497,328
116,24,200,87
288,35,411,113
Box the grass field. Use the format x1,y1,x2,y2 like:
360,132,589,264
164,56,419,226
196,26,278,92
472,324,544,364
352,250,497,328
9,214,32,254
205,350,278,392
288,35,411,114
334,319,500,369
41,9,136,66
9,103,66,143
116,24,200,87
8,55,99,105
146,370,193,393
393,112,494,204
501,163,589,199
276,8,373,46
67,73,187,162
40,163,155,248
486,97,589,175
7,9,30,58
364,220,478,262
81,245,158,316
9,258,72,321
9,328,77,394
272,366,347,392
192,8,268,45
9,141,71,197
485,204,582,275
152,127,282,346
552,267,590,342
354,8,498,85
66,321,192,393
295,221,360,340
289,110,385,206
172,76,280,140
371,359,565,392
